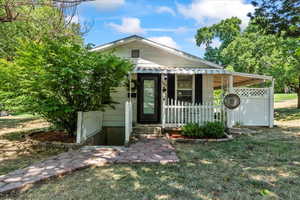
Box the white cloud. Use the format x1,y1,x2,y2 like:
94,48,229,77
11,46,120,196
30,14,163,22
109,17,190,35
156,6,176,16
148,36,180,49
146,26,189,34
90,0,125,11
177,0,254,28
108,17,145,34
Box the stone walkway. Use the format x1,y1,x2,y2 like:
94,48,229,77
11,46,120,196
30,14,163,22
0,138,179,193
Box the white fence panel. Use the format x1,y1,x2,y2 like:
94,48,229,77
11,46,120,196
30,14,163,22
125,101,133,144
163,98,224,128
230,88,273,127
76,111,103,144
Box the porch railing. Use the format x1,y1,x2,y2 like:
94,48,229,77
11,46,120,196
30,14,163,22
125,101,133,144
162,98,225,128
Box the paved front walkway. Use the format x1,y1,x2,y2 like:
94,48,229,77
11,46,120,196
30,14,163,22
0,138,179,193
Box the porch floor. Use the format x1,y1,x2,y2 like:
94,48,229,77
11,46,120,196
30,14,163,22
0,138,179,193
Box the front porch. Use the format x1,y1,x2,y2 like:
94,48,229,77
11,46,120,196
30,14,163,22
126,67,274,135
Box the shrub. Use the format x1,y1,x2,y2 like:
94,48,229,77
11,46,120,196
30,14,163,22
182,123,203,137
182,122,226,139
201,121,226,138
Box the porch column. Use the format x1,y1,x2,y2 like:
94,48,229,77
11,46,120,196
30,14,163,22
227,75,234,128
129,72,132,103
269,78,275,128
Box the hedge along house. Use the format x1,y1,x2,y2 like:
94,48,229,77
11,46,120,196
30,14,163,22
76,35,274,144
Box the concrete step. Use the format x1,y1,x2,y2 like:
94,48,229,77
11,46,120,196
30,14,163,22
132,125,162,136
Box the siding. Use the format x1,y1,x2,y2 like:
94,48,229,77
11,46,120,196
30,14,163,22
101,41,215,126
102,86,137,126
105,41,213,68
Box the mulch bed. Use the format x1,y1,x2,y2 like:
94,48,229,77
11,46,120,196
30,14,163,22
169,133,227,140
29,131,76,143
165,131,233,143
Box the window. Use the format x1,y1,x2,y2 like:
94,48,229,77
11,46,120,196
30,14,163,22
176,75,193,102
143,80,155,114
131,49,140,58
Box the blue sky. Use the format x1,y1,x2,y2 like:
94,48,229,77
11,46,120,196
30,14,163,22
75,0,255,57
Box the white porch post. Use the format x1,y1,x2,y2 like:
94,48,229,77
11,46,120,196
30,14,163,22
269,79,275,128
129,73,132,103
227,75,234,128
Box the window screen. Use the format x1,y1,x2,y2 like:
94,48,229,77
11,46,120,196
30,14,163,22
177,75,193,102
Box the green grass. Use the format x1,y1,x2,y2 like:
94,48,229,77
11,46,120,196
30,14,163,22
274,93,297,102
3,127,300,200
0,115,66,176
275,107,300,121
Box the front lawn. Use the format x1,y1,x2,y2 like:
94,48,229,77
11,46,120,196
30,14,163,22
275,107,300,121
274,93,297,102
0,115,67,175
4,126,300,200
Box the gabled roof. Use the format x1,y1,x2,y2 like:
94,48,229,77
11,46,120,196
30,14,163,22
91,35,224,69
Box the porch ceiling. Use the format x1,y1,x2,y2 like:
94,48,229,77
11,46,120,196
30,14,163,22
133,66,273,87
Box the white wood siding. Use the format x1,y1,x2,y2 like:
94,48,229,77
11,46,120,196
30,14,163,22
105,41,214,68
102,86,137,126
101,41,215,126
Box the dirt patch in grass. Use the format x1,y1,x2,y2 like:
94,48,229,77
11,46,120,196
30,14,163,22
29,131,75,143
0,115,67,176
0,115,50,136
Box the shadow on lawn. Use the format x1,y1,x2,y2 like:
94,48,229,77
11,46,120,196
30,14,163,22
3,126,300,200
275,107,300,121
0,117,39,130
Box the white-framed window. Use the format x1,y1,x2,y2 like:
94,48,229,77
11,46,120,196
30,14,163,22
175,74,194,102
131,49,140,58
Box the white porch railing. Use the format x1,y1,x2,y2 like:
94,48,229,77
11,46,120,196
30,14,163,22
162,98,225,128
125,101,133,144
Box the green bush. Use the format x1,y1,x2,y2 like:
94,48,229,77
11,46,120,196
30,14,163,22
201,122,226,138
181,122,226,139
182,123,203,137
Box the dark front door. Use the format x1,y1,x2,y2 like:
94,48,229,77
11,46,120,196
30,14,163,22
137,74,161,124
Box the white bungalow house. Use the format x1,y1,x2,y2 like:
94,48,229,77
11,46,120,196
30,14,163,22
76,35,274,143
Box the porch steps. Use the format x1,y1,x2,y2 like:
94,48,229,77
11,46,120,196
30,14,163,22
132,125,163,137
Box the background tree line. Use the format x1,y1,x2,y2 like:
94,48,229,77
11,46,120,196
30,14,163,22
196,0,300,108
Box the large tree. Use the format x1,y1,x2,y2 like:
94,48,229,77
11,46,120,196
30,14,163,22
0,3,133,135
0,5,82,60
248,0,300,38
195,1,300,108
195,17,242,65
0,37,133,135
0,0,89,23
221,33,300,96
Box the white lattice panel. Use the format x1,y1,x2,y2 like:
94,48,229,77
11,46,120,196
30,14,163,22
233,88,269,97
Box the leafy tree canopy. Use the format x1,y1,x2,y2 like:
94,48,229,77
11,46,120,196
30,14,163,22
248,0,300,38
0,37,133,135
195,17,242,65
195,1,300,108
0,4,133,135
0,5,82,60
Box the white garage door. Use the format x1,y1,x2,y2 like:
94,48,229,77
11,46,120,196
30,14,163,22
230,88,273,127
